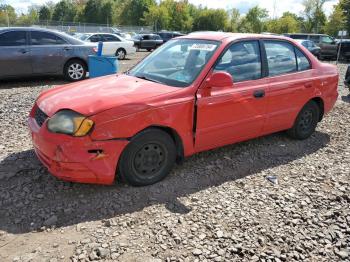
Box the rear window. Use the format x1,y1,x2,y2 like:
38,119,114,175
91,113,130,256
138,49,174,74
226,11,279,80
0,31,26,46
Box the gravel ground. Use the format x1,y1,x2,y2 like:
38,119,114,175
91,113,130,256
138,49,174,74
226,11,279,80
0,54,349,262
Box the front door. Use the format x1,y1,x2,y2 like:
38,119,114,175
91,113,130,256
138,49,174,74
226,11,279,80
29,31,69,74
195,40,268,152
0,30,31,78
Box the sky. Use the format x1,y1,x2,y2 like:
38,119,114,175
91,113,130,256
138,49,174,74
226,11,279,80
3,0,339,17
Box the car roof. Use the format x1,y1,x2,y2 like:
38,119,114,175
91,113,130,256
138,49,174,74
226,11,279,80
182,32,293,42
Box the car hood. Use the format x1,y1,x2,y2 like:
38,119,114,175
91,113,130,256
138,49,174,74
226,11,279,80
36,74,178,117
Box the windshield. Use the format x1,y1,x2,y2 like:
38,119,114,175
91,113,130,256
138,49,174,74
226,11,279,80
128,39,219,87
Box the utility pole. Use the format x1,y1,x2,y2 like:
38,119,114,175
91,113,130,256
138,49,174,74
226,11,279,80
5,9,10,27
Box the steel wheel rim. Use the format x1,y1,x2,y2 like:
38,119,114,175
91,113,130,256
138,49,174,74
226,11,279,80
68,63,84,80
299,110,313,132
133,142,166,179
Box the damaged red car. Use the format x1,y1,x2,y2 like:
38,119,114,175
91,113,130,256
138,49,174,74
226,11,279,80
28,33,338,186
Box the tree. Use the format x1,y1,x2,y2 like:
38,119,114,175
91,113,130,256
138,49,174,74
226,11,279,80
266,12,300,34
325,3,346,36
302,0,327,33
0,4,16,26
227,8,240,32
118,0,156,26
193,8,228,31
241,6,268,33
52,0,77,22
144,4,171,31
340,0,350,35
39,5,52,21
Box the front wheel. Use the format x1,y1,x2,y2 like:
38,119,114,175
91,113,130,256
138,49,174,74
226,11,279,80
64,59,87,82
287,101,320,140
118,129,176,186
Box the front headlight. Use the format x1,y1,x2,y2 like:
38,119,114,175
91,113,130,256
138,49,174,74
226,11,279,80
47,110,94,137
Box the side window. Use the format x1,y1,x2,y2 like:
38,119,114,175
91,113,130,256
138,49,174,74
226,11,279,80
264,41,297,77
103,35,120,42
143,35,150,40
214,41,262,82
295,48,311,71
31,31,66,45
0,31,27,46
89,35,101,42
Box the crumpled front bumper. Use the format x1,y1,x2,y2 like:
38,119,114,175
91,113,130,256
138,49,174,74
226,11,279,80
28,116,128,185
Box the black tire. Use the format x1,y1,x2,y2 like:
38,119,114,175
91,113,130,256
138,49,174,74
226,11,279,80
118,128,176,186
147,48,152,52
287,100,320,140
64,59,87,82
116,48,126,60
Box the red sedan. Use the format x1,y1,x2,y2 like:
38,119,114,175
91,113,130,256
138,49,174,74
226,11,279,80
28,33,338,186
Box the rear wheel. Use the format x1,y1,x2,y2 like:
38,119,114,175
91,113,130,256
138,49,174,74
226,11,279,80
116,48,126,60
287,101,320,140
118,129,176,186
64,59,87,82
147,48,152,52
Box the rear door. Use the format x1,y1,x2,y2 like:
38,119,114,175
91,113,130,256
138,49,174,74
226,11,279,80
29,31,69,74
0,30,31,78
262,40,314,134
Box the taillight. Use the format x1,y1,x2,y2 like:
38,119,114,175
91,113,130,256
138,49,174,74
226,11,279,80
93,47,97,53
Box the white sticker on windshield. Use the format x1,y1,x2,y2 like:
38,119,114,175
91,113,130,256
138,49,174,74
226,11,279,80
189,44,216,51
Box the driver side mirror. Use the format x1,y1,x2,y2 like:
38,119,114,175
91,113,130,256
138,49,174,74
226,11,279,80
204,71,233,88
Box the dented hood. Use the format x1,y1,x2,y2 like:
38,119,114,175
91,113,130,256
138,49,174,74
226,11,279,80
36,74,178,116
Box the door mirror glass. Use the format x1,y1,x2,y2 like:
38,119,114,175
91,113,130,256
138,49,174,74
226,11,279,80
205,71,233,88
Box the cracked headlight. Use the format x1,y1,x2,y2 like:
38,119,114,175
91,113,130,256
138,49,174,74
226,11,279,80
47,110,94,137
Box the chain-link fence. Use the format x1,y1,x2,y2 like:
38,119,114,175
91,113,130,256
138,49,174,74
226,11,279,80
0,20,153,34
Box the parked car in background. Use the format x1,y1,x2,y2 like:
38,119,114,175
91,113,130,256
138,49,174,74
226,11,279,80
157,31,185,43
132,34,163,51
284,33,338,59
0,27,96,81
29,33,338,186
78,33,136,59
295,39,321,58
345,65,350,94
337,39,350,60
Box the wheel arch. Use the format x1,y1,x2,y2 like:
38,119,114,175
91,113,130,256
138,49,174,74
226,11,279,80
310,97,324,121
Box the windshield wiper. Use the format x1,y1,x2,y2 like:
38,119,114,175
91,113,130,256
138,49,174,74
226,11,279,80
135,75,163,84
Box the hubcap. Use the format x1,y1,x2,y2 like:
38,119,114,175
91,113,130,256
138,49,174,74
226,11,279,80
133,143,165,178
299,110,313,132
68,63,84,80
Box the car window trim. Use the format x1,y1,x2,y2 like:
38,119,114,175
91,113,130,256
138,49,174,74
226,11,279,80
212,39,265,83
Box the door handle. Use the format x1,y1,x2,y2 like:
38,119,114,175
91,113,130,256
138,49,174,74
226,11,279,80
64,47,72,51
253,90,265,99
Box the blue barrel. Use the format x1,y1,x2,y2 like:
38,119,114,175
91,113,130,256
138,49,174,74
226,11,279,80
88,55,118,78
